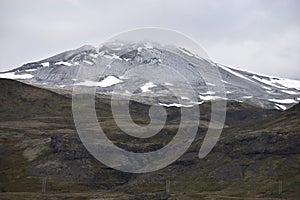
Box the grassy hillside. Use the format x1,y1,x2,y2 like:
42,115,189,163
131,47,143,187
0,78,299,199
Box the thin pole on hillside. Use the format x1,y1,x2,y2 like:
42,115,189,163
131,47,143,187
42,177,47,193
166,178,170,199
278,180,282,195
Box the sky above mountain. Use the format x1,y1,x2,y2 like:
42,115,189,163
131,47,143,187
0,0,299,79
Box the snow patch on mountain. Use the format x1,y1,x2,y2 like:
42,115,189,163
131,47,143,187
141,82,156,92
0,72,33,79
271,78,300,90
252,76,286,89
144,42,154,49
207,83,216,86
25,69,37,72
55,61,72,66
274,104,287,111
83,60,94,65
269,99,298,104
164,82,173,86
201,91,216,95
281,90,300,95
104,53,122,60
158,102,194,108
218,64,255,83
41,62,49,67
75,76,122,87
242,96,253,99
199,95,226,101
181,96,190,100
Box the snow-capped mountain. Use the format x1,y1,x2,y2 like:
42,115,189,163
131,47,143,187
1,42,300,110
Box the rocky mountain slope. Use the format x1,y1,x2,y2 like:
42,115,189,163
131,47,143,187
0,78,299,199
1,42,300,111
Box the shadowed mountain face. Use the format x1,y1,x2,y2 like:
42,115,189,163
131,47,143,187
0,42,300,111
0,79,299,199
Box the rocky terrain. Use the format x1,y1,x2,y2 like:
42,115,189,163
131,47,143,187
1,42,300,111
0,78,299,199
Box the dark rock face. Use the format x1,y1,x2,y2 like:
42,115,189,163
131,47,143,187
26,133,133,189
208,162,243,182
244,159,265,178
50,135,65,153
50,134,90,160
219,132,300,158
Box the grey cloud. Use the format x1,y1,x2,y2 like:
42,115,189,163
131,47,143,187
0,0,299,79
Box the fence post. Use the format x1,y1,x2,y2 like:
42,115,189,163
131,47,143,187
42,177,47,193
165,178,170,199
278,180,282,195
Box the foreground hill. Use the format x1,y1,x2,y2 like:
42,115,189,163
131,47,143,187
0,78,299,199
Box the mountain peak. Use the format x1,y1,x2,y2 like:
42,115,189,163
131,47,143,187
0,42,300,111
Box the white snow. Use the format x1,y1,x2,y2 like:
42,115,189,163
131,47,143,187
41,62,49,67
252,75,286,89
206,83,216,86
191,101,205,105
110,47,122,51
217,63,300,90
181,96,190,100
269,99,298,104
83,60,94,65
99,76,122,87
252,75,300,91
144,42,153,49
271,78,300,90
104,53,121,60
98,51,105,56
222,80,229,84
75,81,101,87
165,82,173,86
0,72,33,79
25,69,37,72
160,101,204,107
281,90,300,95
141,82,156,92
177,47,194,57
262,86,272,90
55,61,72,66
242,96,253,99
123,58,131,62
199,95,226,101
96,47,102,54
89,53,98,59
159,102,194,108
275,104,287,111
218,64,256,83
75,76,122,87
137,47,143,52
201,91,216,95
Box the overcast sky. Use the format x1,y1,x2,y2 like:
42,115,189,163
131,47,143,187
0,0,299,79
